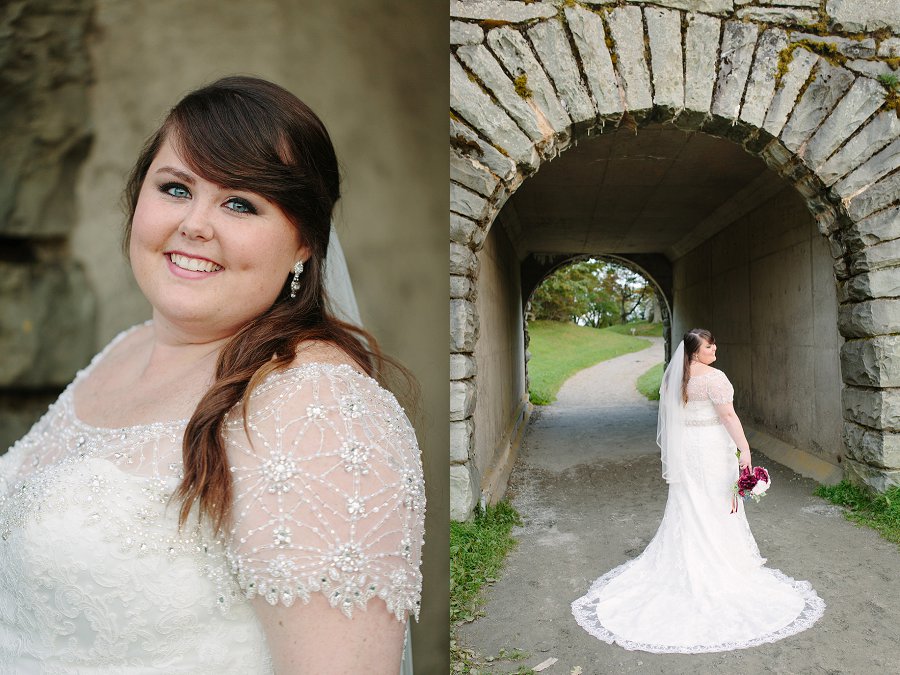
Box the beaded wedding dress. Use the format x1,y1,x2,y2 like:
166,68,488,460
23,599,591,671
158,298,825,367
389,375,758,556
0,327,425,673
572,367,825,653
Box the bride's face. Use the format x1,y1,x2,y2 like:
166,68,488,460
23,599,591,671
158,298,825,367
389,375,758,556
695,338,717,365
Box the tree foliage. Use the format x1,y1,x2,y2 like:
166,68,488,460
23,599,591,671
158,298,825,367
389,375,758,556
529,259,654,327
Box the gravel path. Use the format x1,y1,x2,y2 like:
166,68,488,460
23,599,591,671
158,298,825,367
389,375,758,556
459,339,900,675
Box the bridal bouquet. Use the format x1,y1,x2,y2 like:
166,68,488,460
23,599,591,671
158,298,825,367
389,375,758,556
730,465,771,513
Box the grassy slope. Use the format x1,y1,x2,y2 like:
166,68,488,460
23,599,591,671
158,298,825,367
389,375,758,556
636,361,664,401
527,320,652,405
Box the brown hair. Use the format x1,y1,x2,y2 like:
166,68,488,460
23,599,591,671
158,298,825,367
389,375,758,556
123,76,413,533
682,328,715,404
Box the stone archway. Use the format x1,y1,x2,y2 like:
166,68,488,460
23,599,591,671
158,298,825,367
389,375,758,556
450,1,900,520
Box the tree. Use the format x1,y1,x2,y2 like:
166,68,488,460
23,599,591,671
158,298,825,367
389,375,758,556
529,259,655,326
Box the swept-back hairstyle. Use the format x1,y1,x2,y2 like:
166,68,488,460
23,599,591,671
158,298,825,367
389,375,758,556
123,76,411,533
682,328,715,404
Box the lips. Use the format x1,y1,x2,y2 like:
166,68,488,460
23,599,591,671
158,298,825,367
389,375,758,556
167,252,223,273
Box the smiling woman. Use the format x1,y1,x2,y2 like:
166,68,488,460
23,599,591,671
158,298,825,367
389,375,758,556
0,77,425,674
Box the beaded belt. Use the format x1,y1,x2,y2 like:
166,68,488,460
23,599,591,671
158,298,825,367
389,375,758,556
684,417,722,427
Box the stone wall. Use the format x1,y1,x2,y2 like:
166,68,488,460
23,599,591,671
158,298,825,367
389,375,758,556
0,0,97,449
673,186,843,467
450,0,900,518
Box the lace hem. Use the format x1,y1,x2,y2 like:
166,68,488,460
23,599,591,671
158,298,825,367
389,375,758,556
571,561,825,654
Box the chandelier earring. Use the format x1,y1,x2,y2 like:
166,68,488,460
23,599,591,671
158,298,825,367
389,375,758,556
289,260,304,299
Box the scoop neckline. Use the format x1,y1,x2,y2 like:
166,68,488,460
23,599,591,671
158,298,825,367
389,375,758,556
68,361,375,433
688,369,719,379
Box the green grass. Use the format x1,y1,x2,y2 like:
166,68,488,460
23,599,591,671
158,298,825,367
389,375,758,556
527,320,652,405
815,480,900,548
451,502,523,672
604,321,664,337
636,362,664,401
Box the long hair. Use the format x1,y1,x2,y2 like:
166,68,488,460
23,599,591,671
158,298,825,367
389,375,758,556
123,76,413,534
682,328,714,404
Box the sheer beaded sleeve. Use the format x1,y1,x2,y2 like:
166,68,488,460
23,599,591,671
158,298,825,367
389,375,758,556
222,364,424,622
707,370,735,405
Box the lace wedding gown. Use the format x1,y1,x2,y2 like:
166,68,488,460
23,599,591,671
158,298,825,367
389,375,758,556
0,326,425,673
572,369,824,653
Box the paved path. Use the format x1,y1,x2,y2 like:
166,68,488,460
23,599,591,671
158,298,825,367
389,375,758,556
460,339,900,674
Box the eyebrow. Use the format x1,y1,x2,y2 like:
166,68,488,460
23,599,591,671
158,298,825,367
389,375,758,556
155,166,196,184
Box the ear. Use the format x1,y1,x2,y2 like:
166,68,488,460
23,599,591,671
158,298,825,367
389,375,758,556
293,243,312,265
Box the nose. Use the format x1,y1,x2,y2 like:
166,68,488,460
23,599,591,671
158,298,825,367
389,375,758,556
179,202,215,241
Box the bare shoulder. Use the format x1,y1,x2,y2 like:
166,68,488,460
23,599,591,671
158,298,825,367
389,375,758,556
689,363,718,377
290,339,365,373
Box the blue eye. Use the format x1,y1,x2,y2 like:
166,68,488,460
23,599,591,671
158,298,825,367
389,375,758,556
160,182,191,199
225,197,258,215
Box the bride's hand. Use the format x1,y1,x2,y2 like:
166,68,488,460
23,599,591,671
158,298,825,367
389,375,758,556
739,450,752,470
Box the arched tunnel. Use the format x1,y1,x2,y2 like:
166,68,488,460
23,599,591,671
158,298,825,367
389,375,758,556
459,122,844,516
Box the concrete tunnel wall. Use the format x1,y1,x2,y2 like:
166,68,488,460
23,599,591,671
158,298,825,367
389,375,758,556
473,222,528,500
673,186,843,468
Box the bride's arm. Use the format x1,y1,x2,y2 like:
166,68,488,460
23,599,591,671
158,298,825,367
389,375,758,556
714,401,751,468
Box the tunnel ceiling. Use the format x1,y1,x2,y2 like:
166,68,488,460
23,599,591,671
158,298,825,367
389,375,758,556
499,123,789,261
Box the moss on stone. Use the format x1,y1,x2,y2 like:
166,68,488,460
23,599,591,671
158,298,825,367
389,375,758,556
513,74,532,99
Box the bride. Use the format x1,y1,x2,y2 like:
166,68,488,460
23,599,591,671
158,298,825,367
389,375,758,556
0,76,424,673
572,328,824,653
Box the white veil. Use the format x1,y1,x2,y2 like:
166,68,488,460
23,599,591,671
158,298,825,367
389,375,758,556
657,340,687,483
323,223,363,328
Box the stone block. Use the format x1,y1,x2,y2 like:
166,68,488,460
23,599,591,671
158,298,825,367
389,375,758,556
457,44,546,143
846,268,900,302
607,5,653,112
878,37,900,58
846,206,900,252
841,335,900,387
450,419,474,463
450,462,480,521
0,262,96,387
712,21,759,121
451,147,501,197
684,12,721,115
644,7,684,113
844,59,895,80
450,213,479,247
564,5,624,117
843,386,900,431
736,7,817,24
826,0,900,34
802,77,885,171
528,19,596,125
450,0,557,22
450,353,477,381
450,299,479,352
847,171,900,222
450,55,537,167
451,118,518,182
0,1,92,239
450,242,479,277
450,181,489,222
843,421,900,469
762,48,817,138
844,457,900,492
451,21,484,46
626,0,733,13
740,29,790,128
780,61,854,153
816,111,900,187
850,238,900,274
838,298,900,337
789,33,877,60
834,137,900,200
450,380,477,422
450,274,476,300
487,27,571,135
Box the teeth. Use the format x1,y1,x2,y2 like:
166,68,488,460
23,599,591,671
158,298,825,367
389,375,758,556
169,253,223,273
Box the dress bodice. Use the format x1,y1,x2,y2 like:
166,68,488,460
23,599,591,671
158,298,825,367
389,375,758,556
683,370,734,424
0,328,425,672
